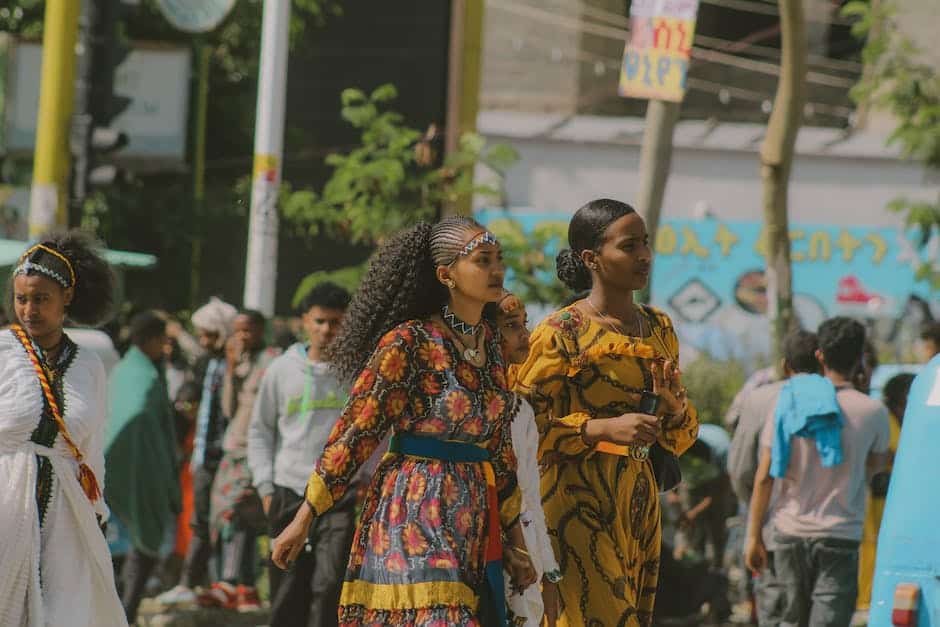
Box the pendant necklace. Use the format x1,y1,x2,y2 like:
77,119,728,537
456,332,484,364
442,305,484,363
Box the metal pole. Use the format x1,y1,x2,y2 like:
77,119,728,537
189,38,210,308
243,0,290,316
634,99,680,303
29,0,80,237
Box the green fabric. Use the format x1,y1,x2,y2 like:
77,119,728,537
105,347,181,555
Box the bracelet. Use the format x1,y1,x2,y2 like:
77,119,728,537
510,546,530,558
544,569,563,584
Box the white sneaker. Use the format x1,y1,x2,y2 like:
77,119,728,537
153,585,196,608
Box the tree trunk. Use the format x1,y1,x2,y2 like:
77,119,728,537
760,0,807,366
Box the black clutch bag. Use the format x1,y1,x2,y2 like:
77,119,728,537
650,442,682,493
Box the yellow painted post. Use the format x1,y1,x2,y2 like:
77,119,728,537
29,0,80,237
444,0,485,217
459,0,484,141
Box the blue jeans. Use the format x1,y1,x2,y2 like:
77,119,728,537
773,534,859,627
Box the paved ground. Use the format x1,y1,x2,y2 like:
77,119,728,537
136,600,269,627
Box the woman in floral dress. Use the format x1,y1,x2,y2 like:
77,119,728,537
272,216,537,626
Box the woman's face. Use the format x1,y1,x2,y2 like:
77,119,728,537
497,307,530,365
12,274,71,341
441,239,506,306
585,213,652,292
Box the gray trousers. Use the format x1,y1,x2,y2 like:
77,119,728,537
754,551,786,626
773,534,860,627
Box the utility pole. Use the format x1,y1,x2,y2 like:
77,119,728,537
29,0,80,237
634,99,680,303
243,0,290,316
761,0,807,366
620,0,699,303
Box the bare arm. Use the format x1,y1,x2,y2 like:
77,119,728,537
744,446,774,573
866,451,891,482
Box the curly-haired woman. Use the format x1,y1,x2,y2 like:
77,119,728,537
0,231,126,626
513,200,699,627
272,216,537,625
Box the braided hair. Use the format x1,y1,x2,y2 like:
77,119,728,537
7,229,115,327
327,216,484,382
556,199,636,292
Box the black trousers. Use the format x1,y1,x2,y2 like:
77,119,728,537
180,462,217,588
268,485,357,627
121,548,159,623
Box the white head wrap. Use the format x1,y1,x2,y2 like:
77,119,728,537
191,297,238,343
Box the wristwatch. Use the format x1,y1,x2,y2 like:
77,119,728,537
544,569,563,584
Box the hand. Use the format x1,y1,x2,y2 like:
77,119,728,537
651,359,687,417
225,335,245,368
262,495,273,516
271,502,314,570
504,545,538,593
585,413,660,447
165,319,183,339
744,536,768,574
542,579,560,627
679,509,700,530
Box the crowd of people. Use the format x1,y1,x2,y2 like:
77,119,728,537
0,199,933,627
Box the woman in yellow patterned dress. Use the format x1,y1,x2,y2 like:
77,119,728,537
514,199,699,627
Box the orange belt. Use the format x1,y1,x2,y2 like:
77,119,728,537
596,441,650,460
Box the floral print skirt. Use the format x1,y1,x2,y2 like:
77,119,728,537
338,454,494,626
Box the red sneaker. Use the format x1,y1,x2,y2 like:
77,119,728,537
196,581,238,609
236,585,261,613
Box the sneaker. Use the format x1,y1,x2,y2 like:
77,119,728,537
235,585,261,613
153,584,197,608
197,581,238,609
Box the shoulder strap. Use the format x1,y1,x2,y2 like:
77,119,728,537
10,324,101,503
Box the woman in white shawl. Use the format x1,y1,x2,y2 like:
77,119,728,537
485,293,563,626
0,231,126,627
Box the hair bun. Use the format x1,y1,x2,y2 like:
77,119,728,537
556,248,592,292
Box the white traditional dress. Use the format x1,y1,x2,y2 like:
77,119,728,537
0,329,127,627
506,396,561,626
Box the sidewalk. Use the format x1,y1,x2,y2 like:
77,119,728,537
136,598,270,627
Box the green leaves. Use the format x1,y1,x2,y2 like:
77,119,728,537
487,216,569,306
291,264,367,309
842,0,940,289
284,83,519,303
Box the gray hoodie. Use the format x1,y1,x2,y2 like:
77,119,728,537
247,344,348,498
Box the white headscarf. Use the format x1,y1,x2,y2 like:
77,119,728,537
191,297,238,345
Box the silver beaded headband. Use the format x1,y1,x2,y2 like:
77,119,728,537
448,231,499,266
14,259,72,288
13,243,77,289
